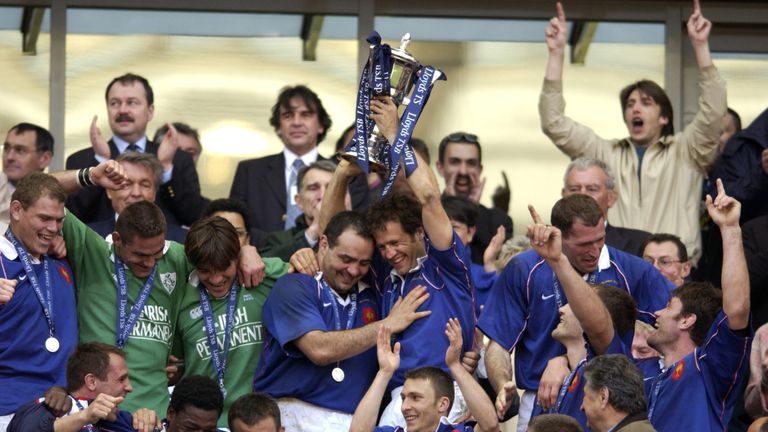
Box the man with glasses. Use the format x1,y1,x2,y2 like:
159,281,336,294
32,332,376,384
642,233,691,287
2,123,54,192
436,132,512,264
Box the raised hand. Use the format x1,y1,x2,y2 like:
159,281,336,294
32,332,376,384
376,325,400,374
84,394,123,423
369,96,399,144
157,122,179,172
131,408,162,432
484,225,506,273
444,318,464,369
90,115,110,159
687,0,711,46
468,171,486,204
527,204,562,261
495,382,518,420
705,178,741,229
90,160,127,190
545,2,568,53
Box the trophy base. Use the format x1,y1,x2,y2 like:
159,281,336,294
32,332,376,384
339,151,388,175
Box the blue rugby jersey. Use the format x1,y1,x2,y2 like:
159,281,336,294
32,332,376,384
647,311,752,431
372,232,475,391
478,246,673,391
253,273,381,413
0,245,77,415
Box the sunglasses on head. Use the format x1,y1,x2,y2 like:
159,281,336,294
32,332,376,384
443,132,479,145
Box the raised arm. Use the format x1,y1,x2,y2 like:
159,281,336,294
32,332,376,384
317,159,362,236
50,160,126,195
707,179,749,330
370,96,453,249
349,326,400,432
544,2,567,81
527,205,614,353
688,0,712,69
446,319,500,432
294,286,430,366
484,340,516,420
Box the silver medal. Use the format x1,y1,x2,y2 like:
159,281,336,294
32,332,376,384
331,367,345,383
45,337,60,353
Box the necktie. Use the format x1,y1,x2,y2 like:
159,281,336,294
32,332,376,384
285,159,306,229
126,144,140,153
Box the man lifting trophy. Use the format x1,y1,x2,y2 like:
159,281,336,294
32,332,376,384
342,31,446,196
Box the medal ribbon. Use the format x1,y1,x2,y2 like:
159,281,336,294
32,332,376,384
5,229,54,337
198,280,238,395
114,252,157,348
317,276,357,331
71,397,95,432
380,65,446,196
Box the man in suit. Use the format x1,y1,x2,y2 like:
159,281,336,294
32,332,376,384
88,152,187,243
65,73,206,227
562,157,651,257
229,85,369,248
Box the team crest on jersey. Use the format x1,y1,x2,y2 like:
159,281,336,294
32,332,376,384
58,266,72,285
568,371,580,393
601,279,619,287
363,306,377,324
672,360,684,381
160,272,176,294
190,306,203,320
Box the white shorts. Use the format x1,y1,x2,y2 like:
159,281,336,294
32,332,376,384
277,398,352,432
0,414,14,432
378,381,467,427
516,390,536,432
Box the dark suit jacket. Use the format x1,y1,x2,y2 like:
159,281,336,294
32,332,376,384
89,217,188,244
260,215,312,261
744,215,768,327
470,204,513,265
605,223,652,258
65,139,208,226
229,152,370,248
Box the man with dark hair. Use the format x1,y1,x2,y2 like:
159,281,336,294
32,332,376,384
261,160,343,261
0,173,77,430
642,233,690,287
581,355,652,432
165,375,223,432
540,1,725,265
89,152,187,243
8,342,159,432
480,194,672,431
319,97,476,428
644,180,752,430
527,414,583,432
154,122,203,165
228,393,283,432
2,123,54,190
203,198,252,247
173,216,289,428
66,72,205,227
562,157,651,257
254,210,429,431
350,320,499,432
230,85,369,246
435,132,512,264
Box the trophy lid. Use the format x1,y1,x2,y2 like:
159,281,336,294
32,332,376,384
390,33,418,65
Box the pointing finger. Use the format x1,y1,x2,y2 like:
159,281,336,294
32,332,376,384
693,0,701,15
556,2,566,23
528,204,544,225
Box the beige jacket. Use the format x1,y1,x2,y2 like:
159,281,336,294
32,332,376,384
539,66,727,263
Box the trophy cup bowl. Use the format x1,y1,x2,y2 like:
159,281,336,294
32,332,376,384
342,33,421,174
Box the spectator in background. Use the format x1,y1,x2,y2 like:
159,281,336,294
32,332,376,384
436,132,512,264
154,122,202,165
228,393,284,432
540,1,725,265
66,73,205,226
2,123,53,192
642,233,691,287
203,198,252,248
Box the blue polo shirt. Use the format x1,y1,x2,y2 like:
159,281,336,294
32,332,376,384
0,245,77,415
253,273,381,413
372,232,475,390
471,262,496,317
647,311,752,431
478,246,673,391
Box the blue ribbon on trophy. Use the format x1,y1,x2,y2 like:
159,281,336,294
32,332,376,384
343,31,446,196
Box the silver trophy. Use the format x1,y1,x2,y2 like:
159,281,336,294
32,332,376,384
343,33,422,174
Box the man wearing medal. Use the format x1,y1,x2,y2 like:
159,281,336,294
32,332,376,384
319,96,476,428
46,160,265,416
0,173,78,431
253,211,431,431
172,216,290,428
